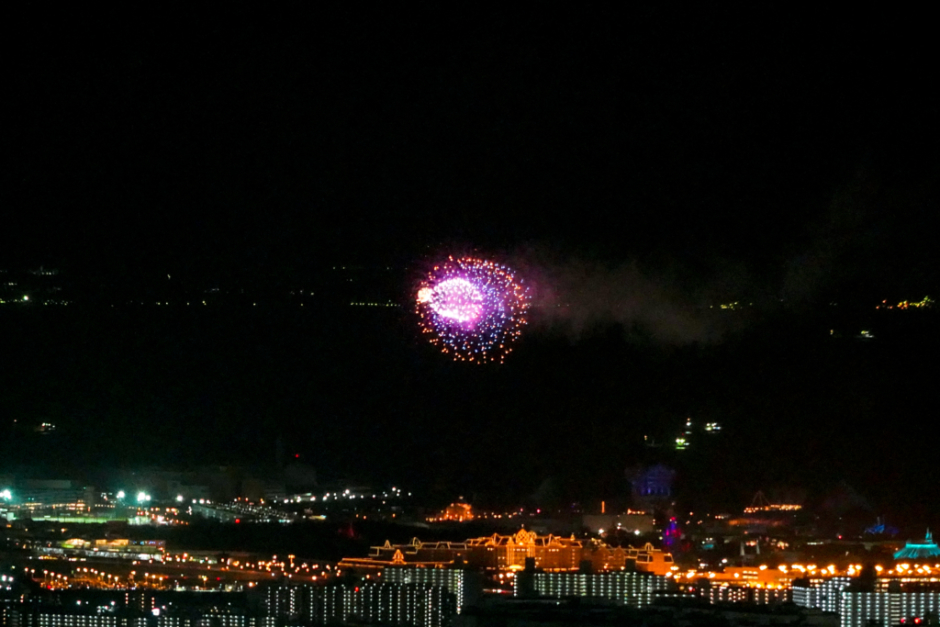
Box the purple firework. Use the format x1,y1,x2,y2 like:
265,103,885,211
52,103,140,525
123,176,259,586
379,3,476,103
416,257,530,363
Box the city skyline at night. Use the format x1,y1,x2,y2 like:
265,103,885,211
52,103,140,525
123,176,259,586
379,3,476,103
3,7,939,625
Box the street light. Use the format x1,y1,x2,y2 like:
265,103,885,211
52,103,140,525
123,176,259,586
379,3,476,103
0,489,11,501
116,491,126,500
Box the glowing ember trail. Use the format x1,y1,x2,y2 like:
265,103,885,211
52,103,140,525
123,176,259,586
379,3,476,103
416,256,530,364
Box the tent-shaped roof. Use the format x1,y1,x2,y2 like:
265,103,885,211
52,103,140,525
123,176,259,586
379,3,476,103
894,530,940,559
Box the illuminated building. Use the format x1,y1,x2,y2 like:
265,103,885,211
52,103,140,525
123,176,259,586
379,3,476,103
309,582,456,627
741,503,802,514
468,529,586,571
792,576,852,614
52,538,165,560
713,566,791,587
707,585,790,605
522,570,668,607
7,611,280,627
12,614,127,627
339,528,676,575
114,582,459,627
864,517,899,536
728,492,804,536
662,517,681,551
382,566,482,614
742,491,802,514
583,543,675,576
340,529,584,572
841,582,940,627
582,512,655,536
263,583,313,621
125,591,156,613
427,501,473,522
894,530,940,560
628,465,675,512
339,538,472,571
7,480,95,509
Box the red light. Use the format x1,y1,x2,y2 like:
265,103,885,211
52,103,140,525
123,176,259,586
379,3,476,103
235,519,240,524
295,454,300,458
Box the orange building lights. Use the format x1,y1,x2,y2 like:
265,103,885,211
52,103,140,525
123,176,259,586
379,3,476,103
339,528,675,575
427,502,474,522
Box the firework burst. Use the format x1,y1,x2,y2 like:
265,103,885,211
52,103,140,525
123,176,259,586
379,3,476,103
416,256,530,364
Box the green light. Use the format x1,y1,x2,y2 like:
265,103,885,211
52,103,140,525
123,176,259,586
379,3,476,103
893,530,940,559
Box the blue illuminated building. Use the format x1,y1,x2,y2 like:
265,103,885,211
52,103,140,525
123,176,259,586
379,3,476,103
894,530,940,559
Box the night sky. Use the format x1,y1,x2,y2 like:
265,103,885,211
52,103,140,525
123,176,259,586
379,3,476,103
4,8,938,528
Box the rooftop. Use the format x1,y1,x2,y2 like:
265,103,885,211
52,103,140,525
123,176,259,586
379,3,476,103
894,530,940,560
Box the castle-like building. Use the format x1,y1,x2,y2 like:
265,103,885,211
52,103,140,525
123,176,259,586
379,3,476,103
338,528,674,574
